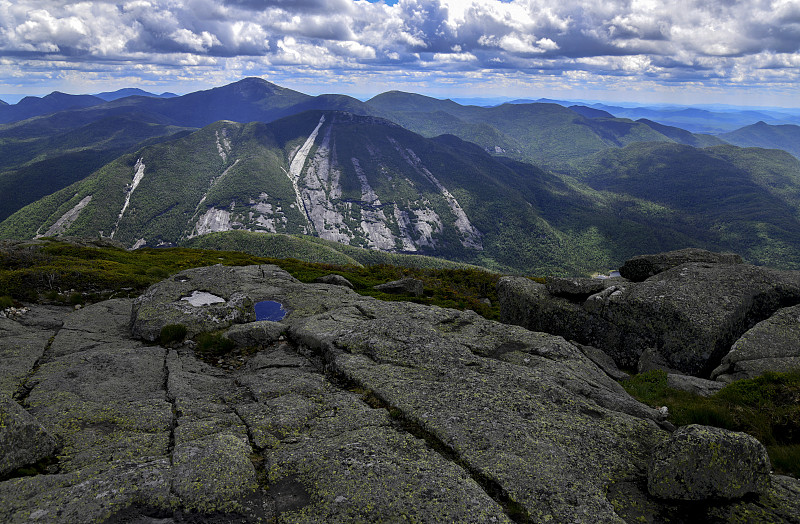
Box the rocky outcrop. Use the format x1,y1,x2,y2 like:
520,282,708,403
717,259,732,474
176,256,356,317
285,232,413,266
1,264,798,522
648,425,771,500
373,277,424,296
499,254,800,377
711,304,800,382
619,248,743,282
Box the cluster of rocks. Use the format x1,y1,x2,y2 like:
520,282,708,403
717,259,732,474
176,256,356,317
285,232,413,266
499,248,800,385
1,253,798,522
0,306,29,320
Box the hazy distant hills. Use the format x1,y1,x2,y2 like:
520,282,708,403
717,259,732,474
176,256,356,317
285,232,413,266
590,104,800,134
0,92,105,124
719,122,800,159
93,88,178,101
365,91,723,166
2,77,800,274
0,89,178,122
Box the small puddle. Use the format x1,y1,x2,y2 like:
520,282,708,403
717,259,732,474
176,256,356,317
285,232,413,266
181,291,226,306
255,300,287,321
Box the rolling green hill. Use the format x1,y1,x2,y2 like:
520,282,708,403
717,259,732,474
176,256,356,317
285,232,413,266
570,142,800,268
183,230,487,270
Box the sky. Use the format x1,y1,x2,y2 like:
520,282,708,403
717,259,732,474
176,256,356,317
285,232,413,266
1,0,799,107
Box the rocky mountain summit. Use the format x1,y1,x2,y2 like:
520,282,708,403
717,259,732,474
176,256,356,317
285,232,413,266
2,250,800,522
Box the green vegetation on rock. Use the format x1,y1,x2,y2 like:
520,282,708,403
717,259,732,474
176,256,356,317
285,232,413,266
0,238,501,319
622,369,800,477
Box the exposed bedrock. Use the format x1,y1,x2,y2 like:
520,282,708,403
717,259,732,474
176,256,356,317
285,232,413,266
1,262,798,522
499,248,800,378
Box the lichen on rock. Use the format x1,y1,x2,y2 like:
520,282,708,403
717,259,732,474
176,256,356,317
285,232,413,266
647,424,772,501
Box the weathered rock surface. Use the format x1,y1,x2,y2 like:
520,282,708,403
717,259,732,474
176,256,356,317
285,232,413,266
648,425,772,501
0,397,58,477
373,277,424,296
223,320,286,348
499,257,800,377
619,248,743,282
712,304,800,382
546,276,609,299
1,264,798,523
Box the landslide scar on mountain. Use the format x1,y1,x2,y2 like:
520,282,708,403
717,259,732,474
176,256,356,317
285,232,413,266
284,115,326,233
37,195,92,238
111,158,146,239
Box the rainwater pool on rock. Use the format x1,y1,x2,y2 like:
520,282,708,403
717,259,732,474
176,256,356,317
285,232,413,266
255,300,287,321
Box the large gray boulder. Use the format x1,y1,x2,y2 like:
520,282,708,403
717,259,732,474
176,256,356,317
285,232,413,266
648,425,771,500
712,304,800,382
666,374,726,397
499,257,800,377
619,248,743,282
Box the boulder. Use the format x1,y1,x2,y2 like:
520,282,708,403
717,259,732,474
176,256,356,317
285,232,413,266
574,342,628,381
373,277,424,297
500,259,800,377
666,374,726,397
223,320,286,348
619,248,743,282
313,274,354,289
648,425,771,500
546,276,609,300
0,396,58,477
712,304,800,382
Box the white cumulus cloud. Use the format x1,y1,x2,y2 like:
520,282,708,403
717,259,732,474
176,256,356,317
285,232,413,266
0,0,796,102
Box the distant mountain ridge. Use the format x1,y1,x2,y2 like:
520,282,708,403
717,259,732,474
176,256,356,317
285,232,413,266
93,88,178,101
720,121,800,159
4,108,800,274
0,92,105,124
2,77,800,274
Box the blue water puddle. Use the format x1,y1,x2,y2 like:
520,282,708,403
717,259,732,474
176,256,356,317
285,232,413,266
254,300,287,321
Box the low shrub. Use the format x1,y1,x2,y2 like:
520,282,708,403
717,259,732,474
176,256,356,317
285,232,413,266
159,324,187,345
195,332,235,355
0,295,13,309
768,444,800,477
